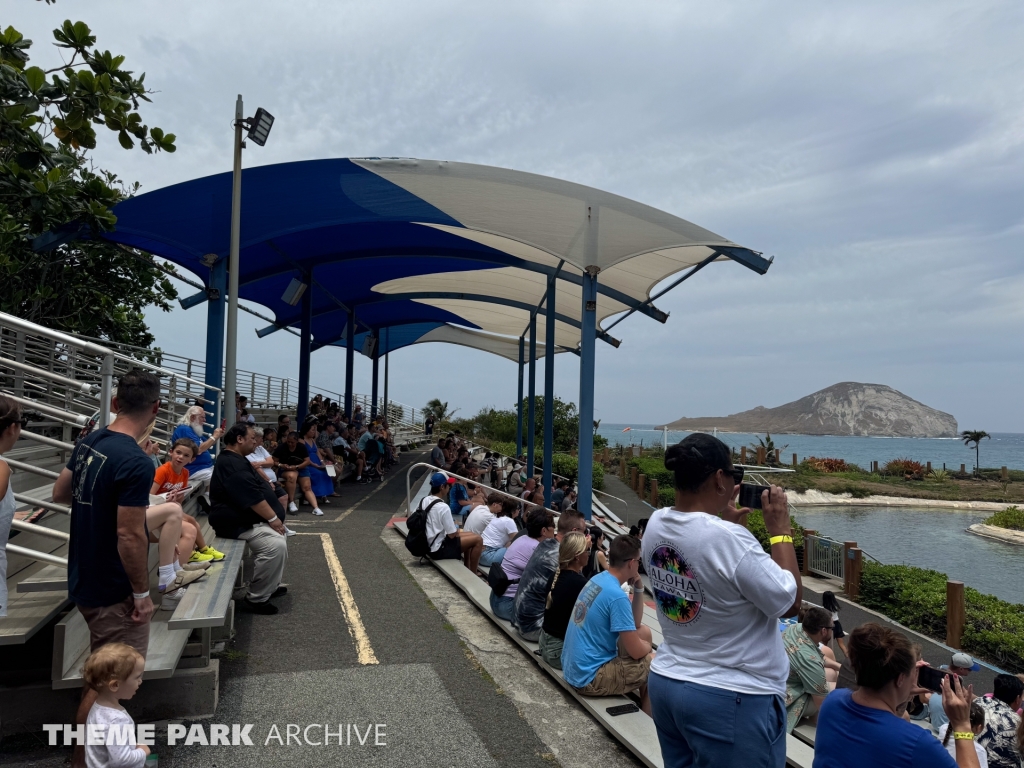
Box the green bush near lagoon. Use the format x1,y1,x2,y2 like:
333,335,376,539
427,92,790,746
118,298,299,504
986,506,1024,531
859,562,1024,674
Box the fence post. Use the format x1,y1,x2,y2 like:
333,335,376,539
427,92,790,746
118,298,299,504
926,461,932,474
873,460,878,473
756,446,766,465
946,581,965,649
792,453,798,468
842,541,856,594
801,530,816,576
847,548,863,600
774,449,780,464
960,464,966,475
630,466,638,491
602,447,609,462
1002,466,1009,481
638,473,647,498
740,446,747,463
650,479,659,507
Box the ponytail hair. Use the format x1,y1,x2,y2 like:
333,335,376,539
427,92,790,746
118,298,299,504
546,532,588,609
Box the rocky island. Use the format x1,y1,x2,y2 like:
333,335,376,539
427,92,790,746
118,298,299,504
659,382,958,438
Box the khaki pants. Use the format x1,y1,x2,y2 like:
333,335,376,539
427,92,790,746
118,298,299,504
237,523,288,603
78,597,150,658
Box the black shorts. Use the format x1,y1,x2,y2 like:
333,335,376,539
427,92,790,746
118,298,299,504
429,535,463,561
832,619,845,639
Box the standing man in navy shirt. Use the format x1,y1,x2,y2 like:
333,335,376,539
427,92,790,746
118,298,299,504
52,369,162,768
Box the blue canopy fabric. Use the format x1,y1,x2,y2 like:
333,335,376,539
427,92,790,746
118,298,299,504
102,157,769,354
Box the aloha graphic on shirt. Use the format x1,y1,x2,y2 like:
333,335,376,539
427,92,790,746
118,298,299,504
648,541,704,624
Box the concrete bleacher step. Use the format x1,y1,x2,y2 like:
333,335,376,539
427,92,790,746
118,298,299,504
394,513,815,768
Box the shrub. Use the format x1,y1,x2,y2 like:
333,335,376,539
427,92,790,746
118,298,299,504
627,457,673,493
544,453,604,491
747,511,805,552
986,506,1024,531
927,469,950,482
488,441,517,459
885,458,925,475
859,562,1024,673
805,457,850,473
828,482,872,499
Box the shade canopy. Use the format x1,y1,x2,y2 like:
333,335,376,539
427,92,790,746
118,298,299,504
102,157,770,354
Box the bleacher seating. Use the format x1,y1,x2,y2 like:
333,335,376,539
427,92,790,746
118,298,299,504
396,467,815,768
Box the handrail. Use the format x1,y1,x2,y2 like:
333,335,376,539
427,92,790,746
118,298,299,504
0,356,96,393
0,311,113,357
11,518,70,541
4,458,60,480
5,542,68,567
404,462,563,520
17,430,75,451
3,394,88,426
14,494,69,515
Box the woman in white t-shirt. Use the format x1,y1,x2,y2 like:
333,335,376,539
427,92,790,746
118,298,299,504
479,497,520,568
641,433,802,768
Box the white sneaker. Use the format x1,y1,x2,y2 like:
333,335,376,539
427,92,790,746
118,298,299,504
312,508,324,516
159,587,187,611
284,526,297,537
288,502,298,513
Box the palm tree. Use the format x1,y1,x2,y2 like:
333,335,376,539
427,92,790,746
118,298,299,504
424,398,451,422
747,433,789,466
960,430,990,476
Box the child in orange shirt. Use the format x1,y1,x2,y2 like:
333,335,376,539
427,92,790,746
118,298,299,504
150,439,224,567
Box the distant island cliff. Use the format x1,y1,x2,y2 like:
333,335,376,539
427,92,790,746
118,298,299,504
659,382,958,438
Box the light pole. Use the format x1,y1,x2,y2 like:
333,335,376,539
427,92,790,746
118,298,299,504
224,95,274,426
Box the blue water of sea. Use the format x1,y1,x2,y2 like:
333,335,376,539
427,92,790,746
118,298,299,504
597,426,1024,471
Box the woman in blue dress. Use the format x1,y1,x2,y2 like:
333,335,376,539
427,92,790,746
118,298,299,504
301,420,335,506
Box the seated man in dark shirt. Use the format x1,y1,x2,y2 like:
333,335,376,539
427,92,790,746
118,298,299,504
210,423,288,615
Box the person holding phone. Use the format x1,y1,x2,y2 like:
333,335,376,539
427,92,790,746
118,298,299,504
641,433,802,768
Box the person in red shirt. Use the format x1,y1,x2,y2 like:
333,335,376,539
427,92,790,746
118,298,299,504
150,439,223,565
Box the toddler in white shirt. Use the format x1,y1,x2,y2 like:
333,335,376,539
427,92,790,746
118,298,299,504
84,643,150,768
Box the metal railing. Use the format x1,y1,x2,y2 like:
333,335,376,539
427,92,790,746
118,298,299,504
805,535,845,580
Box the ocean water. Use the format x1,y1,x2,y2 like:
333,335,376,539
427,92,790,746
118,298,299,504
793,506,1023,605
598,425,1024,471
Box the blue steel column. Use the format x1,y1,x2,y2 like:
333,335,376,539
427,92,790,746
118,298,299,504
382,329,389,422
297,282,312,426
515,337,524,457
344,309,355,419
204,259,227,432
526,315,537,478
542,281,556,507
371,345,379,419
577,268,598,521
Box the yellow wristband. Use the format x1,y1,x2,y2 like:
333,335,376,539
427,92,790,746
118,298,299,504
769,535,794,546
952,732,974,741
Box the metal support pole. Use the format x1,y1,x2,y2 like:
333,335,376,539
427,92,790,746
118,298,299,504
344,309,355,419
515,337,524,457
577,266,599,521
527,315,537,477
371,349,379,420
297,284,312,426
224,94,244,430
542,280,556,507
383,329,389,422
98,354,114,428
204,257,226,429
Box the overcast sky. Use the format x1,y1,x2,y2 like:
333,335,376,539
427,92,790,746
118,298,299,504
10,1,1024,429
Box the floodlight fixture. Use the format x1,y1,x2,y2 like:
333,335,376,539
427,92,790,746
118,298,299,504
281,278,307,306
246,107,275,146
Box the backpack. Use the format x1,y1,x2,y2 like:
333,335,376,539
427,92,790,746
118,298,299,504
487,559,519,597
405,497,446,557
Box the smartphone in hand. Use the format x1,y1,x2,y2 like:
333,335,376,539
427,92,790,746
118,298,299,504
917,665,959,693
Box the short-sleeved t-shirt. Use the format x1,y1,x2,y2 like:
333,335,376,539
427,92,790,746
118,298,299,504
423,497,457,553
499,535,540,599
813,688,958,768
482,516,518,549
448,483,469,516
272,443,308,468
209,450,282,538
152,462,189,494
247,444,276,482
562,570,636,689
463,505,494,535
642,507,798,696
170,424,212,474
67,429,155,608
542,570,588,640
430,446,446,467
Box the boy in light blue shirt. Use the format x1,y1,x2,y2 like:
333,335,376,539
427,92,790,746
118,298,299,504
561,535,654,715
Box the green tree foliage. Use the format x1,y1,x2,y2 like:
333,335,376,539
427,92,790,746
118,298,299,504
423,398,452,422
0,20,178,345
446,396,607,453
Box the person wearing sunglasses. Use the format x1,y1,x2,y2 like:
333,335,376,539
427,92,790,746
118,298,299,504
641,433,802,768
0,395,25,618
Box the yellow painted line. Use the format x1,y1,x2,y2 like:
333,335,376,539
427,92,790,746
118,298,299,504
332,477,390,522
297,532,379,665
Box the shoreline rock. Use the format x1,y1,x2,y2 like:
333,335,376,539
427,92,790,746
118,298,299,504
789,489,1006,511
967,523,1024,546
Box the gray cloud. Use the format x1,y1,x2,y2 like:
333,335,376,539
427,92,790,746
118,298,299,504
8,0,1023,428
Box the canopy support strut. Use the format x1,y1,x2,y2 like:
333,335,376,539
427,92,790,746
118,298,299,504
344,309,355,419
527,316,537,476
383,328,389,423
297,281,312,426
516,337,524,457
542,277,556,508
204,258,227,433
371,346,379,420
577,267,598,521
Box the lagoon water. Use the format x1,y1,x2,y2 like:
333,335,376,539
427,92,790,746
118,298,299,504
792,506,1023,605
598,425,1024,471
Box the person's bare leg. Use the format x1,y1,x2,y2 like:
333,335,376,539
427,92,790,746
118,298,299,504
145,502,183,567
460,532,483,571
182,513,208,550
298,476,318,508
177,519,199,566
639,680,652,716
281,471,297,502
